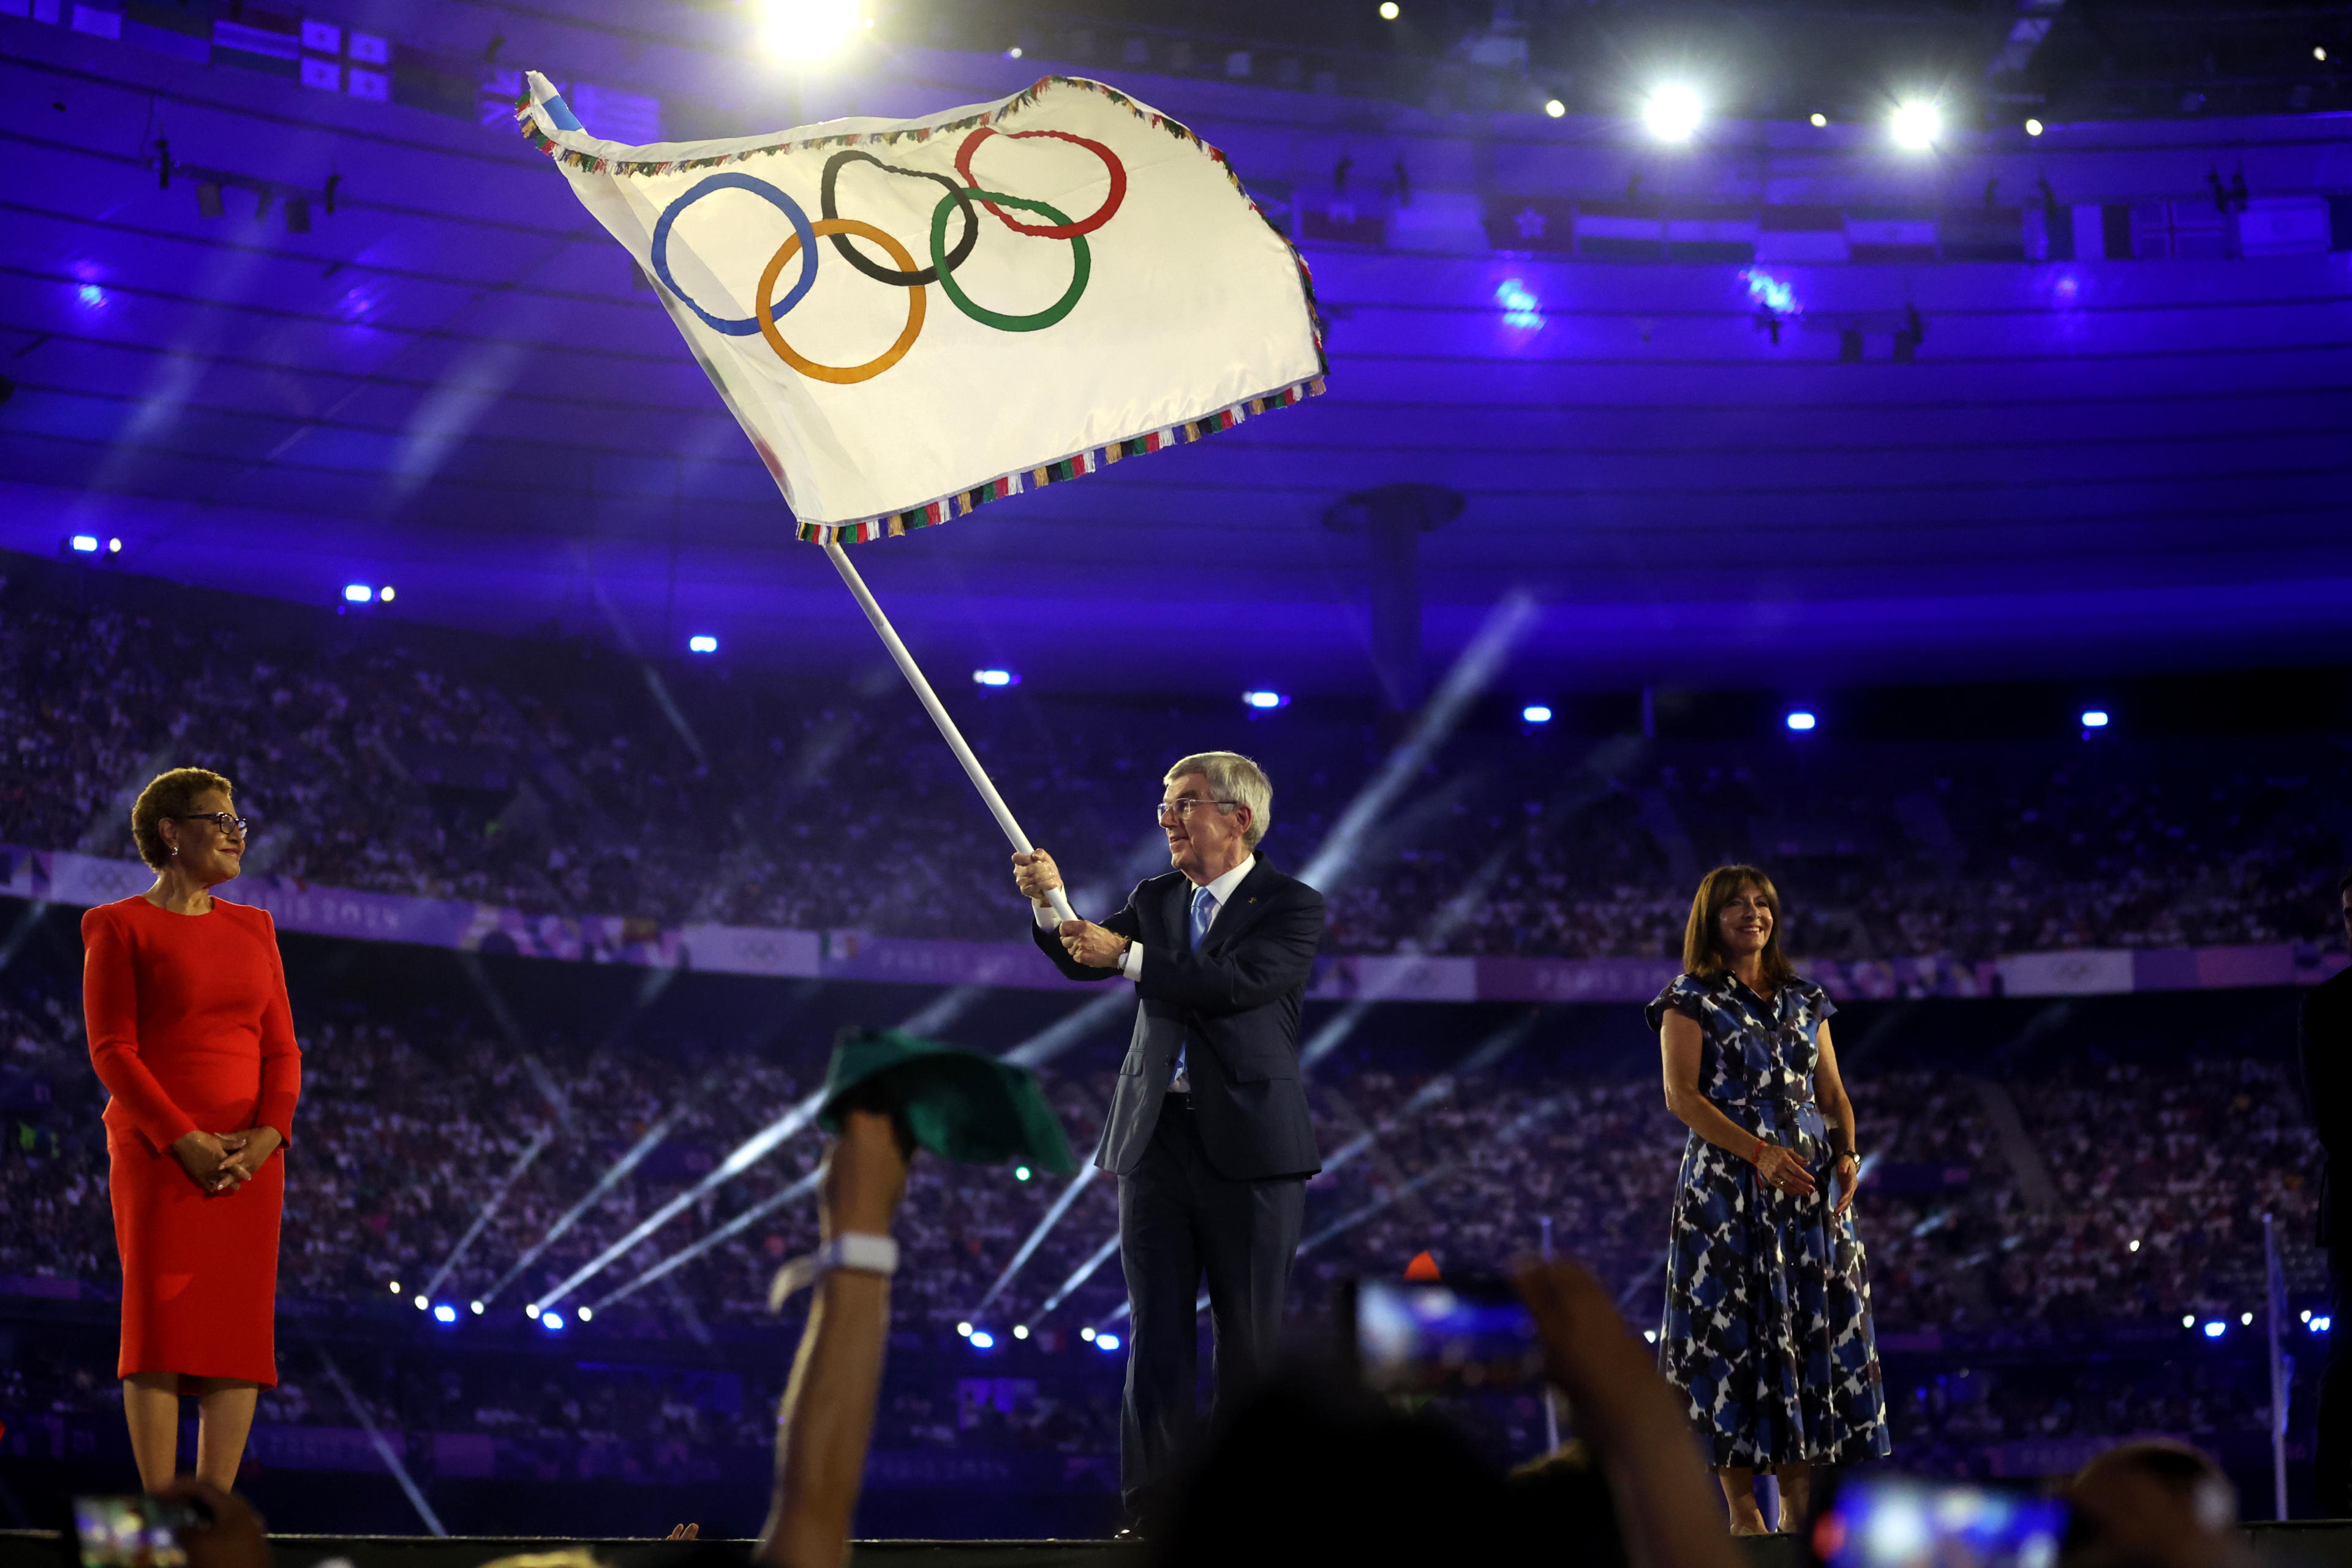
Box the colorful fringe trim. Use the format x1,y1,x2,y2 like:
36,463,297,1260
792,375,1325,546
518,73,1329,542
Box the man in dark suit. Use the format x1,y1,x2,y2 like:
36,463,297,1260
1013,750,1324,1521
2301,867,2352,1516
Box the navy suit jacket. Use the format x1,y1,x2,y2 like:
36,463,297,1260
1031,858,1325,1180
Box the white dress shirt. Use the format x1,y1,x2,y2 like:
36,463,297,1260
1035,854,1256,1093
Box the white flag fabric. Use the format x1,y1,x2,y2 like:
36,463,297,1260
517,72,1327,543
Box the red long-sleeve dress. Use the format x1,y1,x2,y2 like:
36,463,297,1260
83,896,301,1387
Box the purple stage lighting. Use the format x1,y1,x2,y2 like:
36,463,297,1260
1495,279,1543,330
432,1303,457,1324
688,635,718,654
969,1329,995,1349
973,668,1019,687
1096,1331,1121,1352
1785,710,1817,733
68,535,99,553
2080,709,2109,729
343,584,374,603
1243,690,1289,710
1522,705,1553,724
541,1310,566,1330
2201,1320,2225,1339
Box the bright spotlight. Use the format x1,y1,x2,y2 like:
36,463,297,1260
970,1330,996,1349
344,584,374,603
1080,1325,1096,1341
1243,690,1289,710
1809,111,1828,128
2128,1238,2141,1252
2182,1315,2196,1328
2316,1315,2334,1333
1544,99,1564,118
957,1321,973,1337
577,1305,593,1322
1014,1165,1031,1182
69,534,100,553
1012,1324,1030,1340
687,634,719,654
2242,1312,2255,1326
1378,1,1399,17
1005,47,1022,59
412,1294,428,1310
541,1310,566,1330
1521,704,1553,725
2081,709,2109,729
1643,1329,1658,1343
1096,1332,1121,1352
2316,47,2328,62
2202,1321,2226,1339
973,668,1018,687
1891,101,1940,149
2024,118,2044,136
1785,710,1817,733
469,1300,484,1314
756,0,863,60
388,1281,402,1294
432,1303,457,1324
377,583,393,601
525,1303,540,1317
1642,83,1703,143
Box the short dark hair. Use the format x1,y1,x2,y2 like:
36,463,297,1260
130,767,233,870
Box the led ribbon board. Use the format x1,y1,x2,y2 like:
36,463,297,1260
517,72,1327,543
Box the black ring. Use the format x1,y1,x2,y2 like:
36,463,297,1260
820,151,976,287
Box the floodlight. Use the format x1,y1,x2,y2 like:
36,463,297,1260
541,1310,566,1330
69,535,99,552
1379,1,1399,18
1096,1332,1121,1351
413,1294,428,1310
1642,83,1702,143
389,1281,402,1294
756,0,863,60
1544,99,1564,118
344,584,374,603
2024,118,2044,136
1809,112,1827,128
470,1300,484,1314
1014,1165,1031,1181
2080,709,2109,729
1012,1324,1029,1340
1522,705,1553,724
1785,710,1817,733
432,1303,457,1324
1080,1326,1096,1341
2201,1321,2225,1338
2242,1312,2254,1326
2316,1315,2334,1333
2316,47,2328,62
1243,690,1289,710
957,1321,973,1336
973,668,1019,687
376,584,393,600
970,1329,995,1349
688,634,719,654
1891,102,1940,149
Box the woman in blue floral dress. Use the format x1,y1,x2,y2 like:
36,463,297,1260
1647,864,1889,1534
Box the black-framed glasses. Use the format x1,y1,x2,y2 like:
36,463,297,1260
1156,797,1237,825
173,812,250,837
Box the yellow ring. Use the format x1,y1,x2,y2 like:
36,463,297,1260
755,218,925,385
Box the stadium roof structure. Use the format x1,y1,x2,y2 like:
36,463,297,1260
3,0,2349,699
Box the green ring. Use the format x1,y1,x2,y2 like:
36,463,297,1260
929,187,1090,332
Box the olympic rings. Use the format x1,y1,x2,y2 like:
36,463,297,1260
755,219,927,385
820,151,978,287
929,189,1089,333
954,127,1127,239
651,173,818,337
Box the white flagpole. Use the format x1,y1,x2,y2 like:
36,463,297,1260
824,538,1078,926
2264,1212,2288,1519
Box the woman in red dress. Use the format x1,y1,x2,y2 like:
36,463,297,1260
84,767,301,1491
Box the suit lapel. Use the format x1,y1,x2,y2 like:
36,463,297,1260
1199,859,1280,954
1162,875,1192,950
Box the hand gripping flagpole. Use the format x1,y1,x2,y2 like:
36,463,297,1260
824,538,1079,927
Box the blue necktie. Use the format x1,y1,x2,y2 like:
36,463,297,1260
1174,886,1215,1088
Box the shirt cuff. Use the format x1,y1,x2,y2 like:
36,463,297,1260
1121,942,1145,981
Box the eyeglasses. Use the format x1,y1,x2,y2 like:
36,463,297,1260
1156,797,1237,825
173,812,251,837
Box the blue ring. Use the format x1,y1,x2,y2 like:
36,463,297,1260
650,174,818,337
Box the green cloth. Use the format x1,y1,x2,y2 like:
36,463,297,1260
816,1029,1077,1174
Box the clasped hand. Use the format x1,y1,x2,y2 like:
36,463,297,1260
171,1126,282,1194
1012,849,1125,968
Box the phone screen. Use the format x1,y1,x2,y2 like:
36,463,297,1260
1348,1276,1546,1396
72,1497,195,1568
1815,1474,2067,1568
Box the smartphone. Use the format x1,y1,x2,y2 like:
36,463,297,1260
1341,1275,1547,1396
1813,1474,2068,1568
71,1496,200,1568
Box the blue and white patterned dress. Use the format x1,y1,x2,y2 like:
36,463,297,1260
1646,971,1890,1469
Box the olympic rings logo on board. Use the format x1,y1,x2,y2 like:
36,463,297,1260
647,127,1128,386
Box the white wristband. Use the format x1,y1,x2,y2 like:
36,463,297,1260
767,1232,899,1311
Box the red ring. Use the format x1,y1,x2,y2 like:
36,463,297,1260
954,127,1127,239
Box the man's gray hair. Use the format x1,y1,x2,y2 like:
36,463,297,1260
1165,752,1273,849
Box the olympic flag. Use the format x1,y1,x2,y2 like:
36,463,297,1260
516,71,1327,542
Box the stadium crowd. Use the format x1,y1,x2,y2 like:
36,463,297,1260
0,950,2331,1476
4,570,2345,962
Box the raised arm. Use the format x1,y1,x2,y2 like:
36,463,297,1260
1659,1009,1815,1199
755,1108,910,1568
1134,889,1323,1016
1017,850,1142,981
82,908,197,1151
